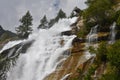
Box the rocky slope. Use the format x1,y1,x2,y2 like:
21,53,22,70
0,26,17,49
0,1,120,79
0,16,119,80
44,14,120,79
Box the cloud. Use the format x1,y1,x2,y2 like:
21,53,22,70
0,0,87,32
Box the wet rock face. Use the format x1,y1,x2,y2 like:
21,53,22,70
44,37,87,80
67,57,95,80
98,26,110,32
0,43,22,59
44,53,84,80
61,27,78,36
0,40,34,80
44,17,88,80
97,32,109,42
72,37,85,44
116,31,120,39
0,40,34,57
61,21,79,36
20,40,34,53
45,18,119,80
98,35,109,42
71,37,85,53
61,31,73,36
44,53,94,80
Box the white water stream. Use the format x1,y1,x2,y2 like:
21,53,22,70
85,25,98,59
5,18,77,80
87,25,98,45
109,22,116,44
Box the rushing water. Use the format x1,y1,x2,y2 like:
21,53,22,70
109,22,116,44
4,18,77,80
85,25,98,59
60,73,71,80
87,25,98,44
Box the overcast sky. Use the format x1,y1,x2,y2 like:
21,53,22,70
0,0,87,32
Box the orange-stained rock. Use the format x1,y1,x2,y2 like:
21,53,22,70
71,37,85,53
44,38,95,80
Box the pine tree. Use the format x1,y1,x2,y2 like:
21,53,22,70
55,9,66,22
16,11,33,38
69,11,75,18
48,9,66,27
69,7,82,18
38,15,48,29
48,19,55,28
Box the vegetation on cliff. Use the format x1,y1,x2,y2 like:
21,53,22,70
72,0,120,80
0,0,120,79
75,0,119,37
85,40,120,80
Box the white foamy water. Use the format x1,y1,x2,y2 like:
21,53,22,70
6,17,77,80
0,40,23,54
85,25,98,59
109,22,116,44
60,73,71,80
87,25,98,44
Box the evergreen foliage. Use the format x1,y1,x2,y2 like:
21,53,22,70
49,9,66,27
88,40,120,80
69,11,75,18
38,15,48,29
55,9,66,22
69,6,82,18
107,40,120,70
49,19,56,27
83,0,115,31
16,11,33,39
115,10,120,27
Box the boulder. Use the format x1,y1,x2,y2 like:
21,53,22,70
61,30,73,36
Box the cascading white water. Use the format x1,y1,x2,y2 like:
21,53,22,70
87,25,98,44
6,17,77,80
0,40,23,53
60,73,71,80
109,22,116,44
85,25,98,59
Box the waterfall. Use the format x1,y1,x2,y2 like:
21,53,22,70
5,17,76,80
85,25,98,59
60,73,71,80
87,25,98,44
0,40,23,53
109,22,116,44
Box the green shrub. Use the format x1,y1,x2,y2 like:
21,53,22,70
76,28,87,38
100,64,120,80
83,0,115,30
84,66,96,80
107,40,120,70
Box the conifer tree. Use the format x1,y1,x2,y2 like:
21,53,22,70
69,6,81,18
49,9,66,27
16,11,33,38
69,11,75,18
48,19,55,28
38,15,48,29
55,9,66,22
